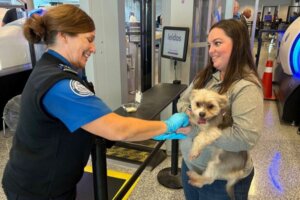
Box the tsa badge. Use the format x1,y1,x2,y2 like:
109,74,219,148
69,80,94,97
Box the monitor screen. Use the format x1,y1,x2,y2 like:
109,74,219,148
161,26,189,62
264,14,272,22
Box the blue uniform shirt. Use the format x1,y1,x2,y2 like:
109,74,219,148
43,50,112,132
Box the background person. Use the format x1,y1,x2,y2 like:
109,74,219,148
177,19,263,200
2,4,189,200
233,0,240,19
156,15,162,28
240,8,252,28
129,11,137,22
255,11,262,38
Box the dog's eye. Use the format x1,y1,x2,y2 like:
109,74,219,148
207,104,214,109
196,102,202,107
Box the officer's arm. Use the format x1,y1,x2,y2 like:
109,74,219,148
81,113,167,141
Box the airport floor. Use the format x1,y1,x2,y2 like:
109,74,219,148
0,100,300,200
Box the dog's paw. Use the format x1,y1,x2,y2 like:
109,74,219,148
177,126,192,134
189,149,201,160
187,171,205,188
187,170,199,178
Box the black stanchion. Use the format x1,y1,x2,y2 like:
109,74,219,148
114,141,165,199
28,43,36,68
87,84,187,199
91,138,108,200
157,139,182,188
157,80,183,189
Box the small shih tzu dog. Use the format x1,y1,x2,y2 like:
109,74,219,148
187,89,248,200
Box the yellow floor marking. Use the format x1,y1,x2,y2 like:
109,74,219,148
84,165,140,200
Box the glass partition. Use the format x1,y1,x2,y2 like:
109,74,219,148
33,0,79,8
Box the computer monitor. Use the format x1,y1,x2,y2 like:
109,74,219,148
161,26,189,62
264,14,272,22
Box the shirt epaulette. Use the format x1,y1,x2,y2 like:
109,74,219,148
58,64,78,75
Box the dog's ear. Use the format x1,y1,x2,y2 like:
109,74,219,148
218,94,228,109
189,89,197,101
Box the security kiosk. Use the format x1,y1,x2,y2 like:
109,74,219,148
275,17,300,125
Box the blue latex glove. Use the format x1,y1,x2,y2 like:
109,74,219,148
152,112,189,140
164,112,189,133
152,132,187,140
28,8,46,17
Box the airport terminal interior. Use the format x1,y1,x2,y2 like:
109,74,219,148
0,0,300,199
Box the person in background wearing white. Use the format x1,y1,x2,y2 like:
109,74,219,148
129,11,137,22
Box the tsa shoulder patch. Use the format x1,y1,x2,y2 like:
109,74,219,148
69,80,94,97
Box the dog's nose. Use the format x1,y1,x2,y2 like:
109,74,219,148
199,112,205,118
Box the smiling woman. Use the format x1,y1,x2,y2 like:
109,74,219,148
22,4,96,70
207,27,233,79
52,31,96,68
177,19,263,200
2,4,190,200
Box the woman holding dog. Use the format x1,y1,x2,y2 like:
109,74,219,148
177,19,263,200
2,5,189,200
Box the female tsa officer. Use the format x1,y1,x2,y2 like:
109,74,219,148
2,4,189,200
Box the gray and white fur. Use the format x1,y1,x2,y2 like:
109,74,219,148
187,89,248,200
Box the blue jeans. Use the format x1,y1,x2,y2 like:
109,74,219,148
181,160,254,200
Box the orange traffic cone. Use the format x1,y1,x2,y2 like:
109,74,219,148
262,59,276,100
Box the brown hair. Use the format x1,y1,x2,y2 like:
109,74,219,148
23,4,95,45
193,19,259,94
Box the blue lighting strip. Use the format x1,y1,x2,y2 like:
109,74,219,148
290,33,300,76
268,152,283,193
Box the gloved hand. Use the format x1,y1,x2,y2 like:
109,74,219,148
28,8,46,17
152,112,189,140
164,112,189,133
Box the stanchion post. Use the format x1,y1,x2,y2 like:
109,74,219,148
171,139,179,175
91,138,108,200
157,80,183,189
171,79,180,176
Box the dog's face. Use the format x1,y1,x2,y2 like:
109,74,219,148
189,89,228,125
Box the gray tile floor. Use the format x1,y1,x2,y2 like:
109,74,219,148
1,100,299,200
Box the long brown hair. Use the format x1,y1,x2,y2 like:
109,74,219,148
23,4,95,45
194,19,259,94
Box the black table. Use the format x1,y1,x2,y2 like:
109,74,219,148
90,83,187,200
